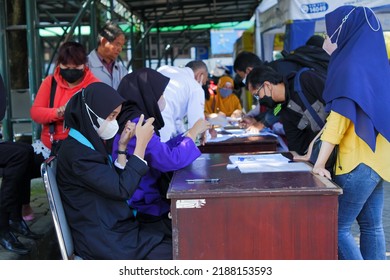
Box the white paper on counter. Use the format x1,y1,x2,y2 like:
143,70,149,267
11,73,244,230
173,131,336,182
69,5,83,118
229,154,312,173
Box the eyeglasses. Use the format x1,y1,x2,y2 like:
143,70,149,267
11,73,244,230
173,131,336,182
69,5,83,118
253,83,264,101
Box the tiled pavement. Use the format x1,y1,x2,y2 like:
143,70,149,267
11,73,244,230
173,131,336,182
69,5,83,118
0,178,60,260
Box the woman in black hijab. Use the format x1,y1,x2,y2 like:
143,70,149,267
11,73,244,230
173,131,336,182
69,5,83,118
112,69,210,245
56,82,171,259
117,68,168,134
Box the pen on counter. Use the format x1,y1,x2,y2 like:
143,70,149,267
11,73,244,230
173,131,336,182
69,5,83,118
185,178,220,183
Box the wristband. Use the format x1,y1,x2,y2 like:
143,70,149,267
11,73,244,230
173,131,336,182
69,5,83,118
116,149,128,155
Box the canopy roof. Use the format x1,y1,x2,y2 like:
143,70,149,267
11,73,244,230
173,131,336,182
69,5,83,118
124,0,260,28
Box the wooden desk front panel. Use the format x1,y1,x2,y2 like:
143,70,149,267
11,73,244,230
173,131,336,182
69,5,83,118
168,153,341,260
171,194,338,260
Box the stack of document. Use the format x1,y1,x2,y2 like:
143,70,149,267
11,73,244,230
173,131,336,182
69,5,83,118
229,154,312,173
207,127,278,143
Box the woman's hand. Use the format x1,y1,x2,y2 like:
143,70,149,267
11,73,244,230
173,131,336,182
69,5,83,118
118,121,136,150
136,114,155,144
312,165,332,180
187,118,211,144
190,119,211,135
230,109,243,119
56,105,66,118
217,111,226,118
133,114,155,159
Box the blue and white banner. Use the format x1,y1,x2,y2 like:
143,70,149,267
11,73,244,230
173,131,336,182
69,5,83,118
286,0,390,20
259,0,390,25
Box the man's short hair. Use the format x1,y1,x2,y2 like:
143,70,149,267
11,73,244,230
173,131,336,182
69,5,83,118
246,65,284,89
97,22,124,45
185,60,208,72
233,51,263,73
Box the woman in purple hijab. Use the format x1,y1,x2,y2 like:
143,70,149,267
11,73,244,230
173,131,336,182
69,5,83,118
112,68,210,248
312,6,390,259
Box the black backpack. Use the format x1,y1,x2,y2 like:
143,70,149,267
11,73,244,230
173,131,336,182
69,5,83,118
267,45,330,77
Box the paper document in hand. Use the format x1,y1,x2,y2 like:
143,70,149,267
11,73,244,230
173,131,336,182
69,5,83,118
208,115,229,127
229,154,312,173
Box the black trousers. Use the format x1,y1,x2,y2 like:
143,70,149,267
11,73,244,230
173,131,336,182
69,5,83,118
139,214,173,260
0,141,34,229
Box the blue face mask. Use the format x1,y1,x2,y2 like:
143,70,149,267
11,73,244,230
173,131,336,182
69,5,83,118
219,88,233,98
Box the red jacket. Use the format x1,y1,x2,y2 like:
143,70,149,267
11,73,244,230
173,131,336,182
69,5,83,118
30,66,99,149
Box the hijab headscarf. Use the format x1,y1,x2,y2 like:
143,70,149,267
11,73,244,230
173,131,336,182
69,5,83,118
216,76,234,95
117,68,170,134
323,5,390,151
64,82,125,155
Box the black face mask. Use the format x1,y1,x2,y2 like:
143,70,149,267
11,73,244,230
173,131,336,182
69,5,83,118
60,68,84,83
259,95,277,109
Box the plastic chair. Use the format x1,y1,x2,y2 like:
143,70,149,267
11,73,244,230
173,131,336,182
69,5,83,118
41,156,82,260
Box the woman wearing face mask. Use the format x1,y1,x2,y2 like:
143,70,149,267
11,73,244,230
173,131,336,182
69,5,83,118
312,6,390,260
204,75,243,119
56,82,170,259
26,42,99,221
112,68,210,247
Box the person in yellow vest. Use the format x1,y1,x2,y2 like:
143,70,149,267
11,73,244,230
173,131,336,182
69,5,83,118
204,76,242,119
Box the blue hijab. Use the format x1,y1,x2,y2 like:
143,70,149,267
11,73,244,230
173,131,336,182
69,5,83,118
324,5,390,151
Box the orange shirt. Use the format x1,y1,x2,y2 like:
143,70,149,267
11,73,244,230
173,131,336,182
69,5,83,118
205,93,242,116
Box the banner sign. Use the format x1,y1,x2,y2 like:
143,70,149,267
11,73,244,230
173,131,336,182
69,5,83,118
258,0,390,32
286,0,390,20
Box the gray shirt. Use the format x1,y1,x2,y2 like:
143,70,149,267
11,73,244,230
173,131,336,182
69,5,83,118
88,50,128,90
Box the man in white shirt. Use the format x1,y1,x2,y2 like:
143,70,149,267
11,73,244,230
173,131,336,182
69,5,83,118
157,61,208,142
88,22,128,89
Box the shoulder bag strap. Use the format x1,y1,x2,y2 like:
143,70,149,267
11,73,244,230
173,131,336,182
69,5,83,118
294,67,325,128
69,128,113,164
49,76,57,141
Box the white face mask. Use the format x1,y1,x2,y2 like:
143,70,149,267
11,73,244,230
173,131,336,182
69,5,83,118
198,74,204,86
242,75,247,85
85,103,119,140
96,118,119,140
322,35,338,55
158,95,166,112
323,7,357,56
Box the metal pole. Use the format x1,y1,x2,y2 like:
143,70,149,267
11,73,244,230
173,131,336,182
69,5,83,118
64,0,94,42
156,26,161,69
255,6,263,60
25,0,41,141
0,0,12,140
89,0,97,50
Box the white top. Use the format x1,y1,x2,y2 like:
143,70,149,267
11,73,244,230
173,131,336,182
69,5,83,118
157,65,205,142
88,49,128,90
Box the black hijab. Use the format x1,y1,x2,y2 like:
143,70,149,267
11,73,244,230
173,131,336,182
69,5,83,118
64,82,125,155
117,68,170,134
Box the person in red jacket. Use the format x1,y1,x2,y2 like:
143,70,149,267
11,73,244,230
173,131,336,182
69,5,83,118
27,41,99,220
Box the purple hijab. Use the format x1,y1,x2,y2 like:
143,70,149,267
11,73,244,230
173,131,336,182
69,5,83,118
324,5,390,151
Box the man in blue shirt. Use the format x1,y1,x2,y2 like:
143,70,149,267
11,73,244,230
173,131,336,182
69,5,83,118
88,22,128,89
